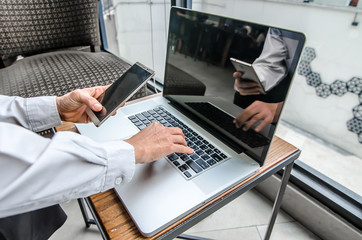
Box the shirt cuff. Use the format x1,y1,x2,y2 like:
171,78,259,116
26,96,62,132
100,140,136,190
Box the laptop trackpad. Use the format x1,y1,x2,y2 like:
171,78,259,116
192,156,258,195
76,111,139,142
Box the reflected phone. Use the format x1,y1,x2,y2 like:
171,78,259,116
230,57,266,94
86,62,155,127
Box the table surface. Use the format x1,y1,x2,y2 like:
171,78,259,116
55,94,299,240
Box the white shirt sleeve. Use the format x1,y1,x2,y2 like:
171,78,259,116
0,95,136,218
0,95,62,132
252,28,289,92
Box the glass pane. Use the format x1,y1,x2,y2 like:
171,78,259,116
101,0,171,82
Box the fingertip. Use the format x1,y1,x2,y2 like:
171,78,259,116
233,71,242,78
92,103,102,111
233,120,241,129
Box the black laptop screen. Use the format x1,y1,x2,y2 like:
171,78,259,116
163,7,305,165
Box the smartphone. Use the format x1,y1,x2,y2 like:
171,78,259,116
230,57,266,94
86,62,155,127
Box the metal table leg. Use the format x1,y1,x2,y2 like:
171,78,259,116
264,162,294,240
177,234,214,240
77,198,109,240
77,198,95,228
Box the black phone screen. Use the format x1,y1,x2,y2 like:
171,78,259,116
94,64,152,122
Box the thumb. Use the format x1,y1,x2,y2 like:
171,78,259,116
91,101,103,112
79,91,103,112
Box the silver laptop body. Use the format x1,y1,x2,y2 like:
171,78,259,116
76,7,305,237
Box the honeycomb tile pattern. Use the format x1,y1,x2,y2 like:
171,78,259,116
298,47,362,143
330,80,347,96
297,60,312,76
353,104,362,120
347,77,362,94
347,118,362,134
306,72,322,87
315,83,331,98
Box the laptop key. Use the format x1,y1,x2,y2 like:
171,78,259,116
196,159,209,169
195,149,204,155
211,153,223,162
173,161,181,167
136,113,146,121
142,112,151,118
190,153,199,160
184,171,192,178
186,160,203,173
180,154,191,161
220,153,228,159
205,149,214,155
200,144,208,150
137,125,146,130
160,120,168,125
178,164,189,172
167,153,178,161
142,120,151,125
130,118,140,123
207,159,217,166
135,121,143,126
190,136,197,142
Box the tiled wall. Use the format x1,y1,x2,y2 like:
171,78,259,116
298,47,362,144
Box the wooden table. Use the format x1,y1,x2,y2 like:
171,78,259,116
56,96,300,240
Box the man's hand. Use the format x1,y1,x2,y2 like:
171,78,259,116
233,72,261,95
56,86,108,123
233,101,282,132
124,122,194,164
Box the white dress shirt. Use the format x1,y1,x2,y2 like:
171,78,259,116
0,95,135,218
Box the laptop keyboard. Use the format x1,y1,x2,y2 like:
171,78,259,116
185,102,271,148
128,106,229,180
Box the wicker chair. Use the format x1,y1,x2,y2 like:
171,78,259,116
0,0,147,100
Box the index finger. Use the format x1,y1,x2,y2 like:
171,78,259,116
92,85,109,98
171,144,194,155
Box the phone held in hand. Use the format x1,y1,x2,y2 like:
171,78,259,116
230,57,266,94
86,62,155,127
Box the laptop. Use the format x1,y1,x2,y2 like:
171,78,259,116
76,7,305,237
